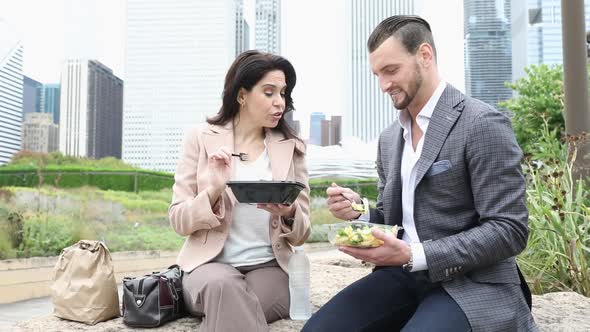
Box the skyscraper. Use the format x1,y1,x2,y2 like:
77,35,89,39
464,0,513,107
309,112,325,145
22,76,42,120
22,113,59,153
41,84,60,124
0,21,23,165
346,0,415,142
124,0,236,172
255,0,280,54
330,115,342,146
235,0,249,56
526,0,590,65
59,59,123,159
321,119,331,147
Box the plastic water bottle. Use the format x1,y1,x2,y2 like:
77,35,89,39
288,246,311,320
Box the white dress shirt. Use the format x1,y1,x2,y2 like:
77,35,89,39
399,80,447,271
356,80,447,271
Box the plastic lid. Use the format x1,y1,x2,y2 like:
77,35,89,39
293,246,304,252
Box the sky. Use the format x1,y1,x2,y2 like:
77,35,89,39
0,0,465,137
0,0,126,83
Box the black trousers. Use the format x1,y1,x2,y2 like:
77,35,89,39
301,266,471,332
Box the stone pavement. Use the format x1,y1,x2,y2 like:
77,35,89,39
5,247,590,332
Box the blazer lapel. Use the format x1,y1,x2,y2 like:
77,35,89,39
387,124,404,226
201,122,233,155
414,85,465,185
388,124,404,197
265,128,294,181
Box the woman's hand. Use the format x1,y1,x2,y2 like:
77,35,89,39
207,146,232,193
257,203,296,218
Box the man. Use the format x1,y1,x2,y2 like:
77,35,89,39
302,16,538,331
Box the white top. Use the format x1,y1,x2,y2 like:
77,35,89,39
398,80,447,271
214,147,275,267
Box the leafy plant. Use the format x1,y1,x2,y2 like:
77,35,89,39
517,121,590,296
500,64,565,154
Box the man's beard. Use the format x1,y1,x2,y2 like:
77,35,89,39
392,64,423,110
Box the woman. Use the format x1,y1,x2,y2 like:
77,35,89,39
169,50,311,332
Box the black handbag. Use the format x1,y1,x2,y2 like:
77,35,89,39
122,265,186,327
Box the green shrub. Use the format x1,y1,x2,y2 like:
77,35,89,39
104,223,184,252
517,121,590,296
0,231,15,259
0,169,173,193
5,151,136,170
500,64,565,155
0,186,182,258
20,214,96,257
103,190,170,213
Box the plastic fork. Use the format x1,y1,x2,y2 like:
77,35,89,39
231,152,249,161
341,193,366,213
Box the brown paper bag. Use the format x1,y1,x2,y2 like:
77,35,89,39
50,240,120,325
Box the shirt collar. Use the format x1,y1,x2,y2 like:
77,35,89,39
398,80,447,136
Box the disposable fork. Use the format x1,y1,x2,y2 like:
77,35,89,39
231,152,249,161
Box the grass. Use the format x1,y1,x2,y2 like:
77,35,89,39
0,186,183,258
0,184,348,258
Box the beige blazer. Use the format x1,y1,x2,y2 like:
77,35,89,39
169,122,311,273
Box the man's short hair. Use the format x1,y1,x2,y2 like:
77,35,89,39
367,15,437,59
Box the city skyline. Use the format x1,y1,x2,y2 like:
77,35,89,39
1,0,467,140
1,0,580,169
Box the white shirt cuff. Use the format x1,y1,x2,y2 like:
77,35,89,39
354,197,370,222
409,242,428,272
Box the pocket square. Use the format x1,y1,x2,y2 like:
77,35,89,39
426,160,452,177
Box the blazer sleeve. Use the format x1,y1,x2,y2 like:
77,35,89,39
423,111,529,282
168,127,226,236
278,142,311,246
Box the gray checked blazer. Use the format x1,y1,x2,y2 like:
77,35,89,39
369,84,538,331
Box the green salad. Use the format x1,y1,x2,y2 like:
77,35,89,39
334,225,400,247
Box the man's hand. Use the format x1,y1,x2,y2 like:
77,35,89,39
339,228,411,266
326,183,363,220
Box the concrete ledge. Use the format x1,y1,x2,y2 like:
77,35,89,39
0,243,331,304
0,250,178,304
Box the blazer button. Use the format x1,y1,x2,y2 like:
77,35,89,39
271,220,279,228
274,242,282,250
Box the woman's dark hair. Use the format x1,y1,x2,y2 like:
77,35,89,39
207,50,300,141
367,15,436,59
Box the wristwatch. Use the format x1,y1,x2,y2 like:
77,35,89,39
402,245,414,272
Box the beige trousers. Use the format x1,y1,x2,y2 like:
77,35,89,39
182,259,290,332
